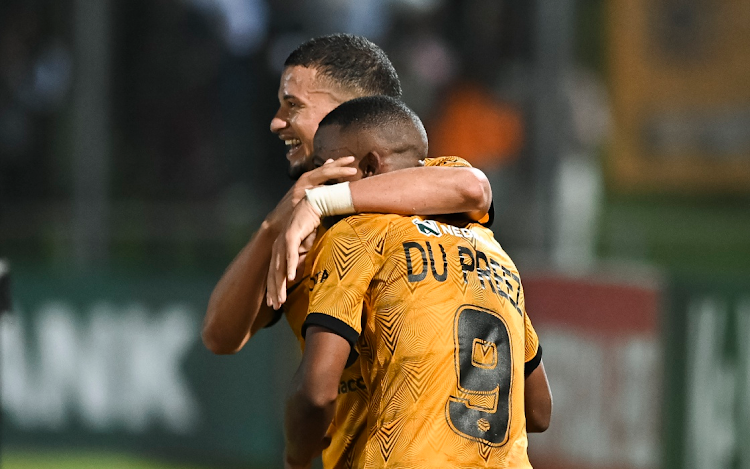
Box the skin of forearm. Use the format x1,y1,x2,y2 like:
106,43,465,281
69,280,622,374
349,167,492,220
284,327,350,465
284,377,337,466
524,361,552,432
202,222,277,354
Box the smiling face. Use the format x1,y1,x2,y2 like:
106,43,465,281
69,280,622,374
270,66,356,180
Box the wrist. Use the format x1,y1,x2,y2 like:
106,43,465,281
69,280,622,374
304,182,355,218
260,217,283,235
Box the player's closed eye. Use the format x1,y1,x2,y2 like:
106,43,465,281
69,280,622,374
282,97,299,109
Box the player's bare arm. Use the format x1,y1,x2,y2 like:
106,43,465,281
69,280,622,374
266,165,492,308
524,360,552,432
201,158,357,354
284,325,350,469
350,165,491,221
266,98,493,309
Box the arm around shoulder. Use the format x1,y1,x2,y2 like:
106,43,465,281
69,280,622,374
349,166,492,220
204,160,364,354
454,166,493,221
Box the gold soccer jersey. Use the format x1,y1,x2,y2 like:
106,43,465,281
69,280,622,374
304,214,541,468
282,156,475,345
280,226,365,469
279,156,480,469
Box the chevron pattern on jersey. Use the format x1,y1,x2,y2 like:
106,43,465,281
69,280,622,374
478,440,493,462
396,356,435,404
297,157,480,468
373,233,386,256
308,213,539,468
375,293,406,356
372,414,408,464
332,238,360,280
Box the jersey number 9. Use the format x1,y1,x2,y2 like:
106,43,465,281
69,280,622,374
446,306,512,446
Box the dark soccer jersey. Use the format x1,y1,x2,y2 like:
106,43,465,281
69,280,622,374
304,213,540,468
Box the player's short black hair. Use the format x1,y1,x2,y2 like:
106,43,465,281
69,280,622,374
318,95,428,162
318,95,421,133
285,34,402,98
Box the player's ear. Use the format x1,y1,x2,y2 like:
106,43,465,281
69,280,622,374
361,151,381,178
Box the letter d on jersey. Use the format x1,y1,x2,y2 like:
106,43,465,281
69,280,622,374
404,242,428,282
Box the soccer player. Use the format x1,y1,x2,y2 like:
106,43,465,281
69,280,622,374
201,34,493,468
203,33,491,353
280,96,551,469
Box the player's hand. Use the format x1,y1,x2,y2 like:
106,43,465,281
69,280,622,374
265,157,357,232
267,198,322,309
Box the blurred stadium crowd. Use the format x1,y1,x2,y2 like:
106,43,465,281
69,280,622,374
2,0,749,273
0,0,611,271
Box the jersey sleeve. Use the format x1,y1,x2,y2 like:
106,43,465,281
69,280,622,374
424,156,493,227
523,312,542,376
519,286,542,377
424,156,473,168
302,218,382,347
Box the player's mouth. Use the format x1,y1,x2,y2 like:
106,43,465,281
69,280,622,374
284,138,303,160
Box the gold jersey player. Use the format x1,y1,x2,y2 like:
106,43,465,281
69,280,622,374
202,35,494,469
277,96,552,469
277,154,480,469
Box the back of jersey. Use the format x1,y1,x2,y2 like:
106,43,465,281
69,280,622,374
305,214,541,469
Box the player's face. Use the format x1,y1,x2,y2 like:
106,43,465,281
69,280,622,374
312,125,366,183
270,66,349,180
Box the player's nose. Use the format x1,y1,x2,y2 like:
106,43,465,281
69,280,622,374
270,110,288,134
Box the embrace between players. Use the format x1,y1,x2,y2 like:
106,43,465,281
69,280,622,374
202,34,552,469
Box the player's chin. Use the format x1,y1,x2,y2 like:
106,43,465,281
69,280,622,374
288,158,312,180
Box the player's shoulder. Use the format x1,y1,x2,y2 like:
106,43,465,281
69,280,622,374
424,155,473,168
323,213,404,243
321,214,405,257
339,213,403,230
470,222,496,240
